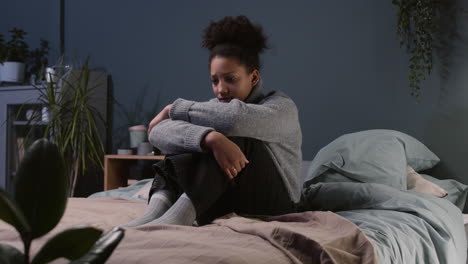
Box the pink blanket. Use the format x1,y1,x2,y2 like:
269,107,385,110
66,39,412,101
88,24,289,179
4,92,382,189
0,197,376,263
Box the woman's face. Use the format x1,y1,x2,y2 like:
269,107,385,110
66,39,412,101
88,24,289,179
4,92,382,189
210,56,259,103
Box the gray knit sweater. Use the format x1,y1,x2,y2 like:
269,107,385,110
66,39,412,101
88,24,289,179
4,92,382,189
149,78,303,202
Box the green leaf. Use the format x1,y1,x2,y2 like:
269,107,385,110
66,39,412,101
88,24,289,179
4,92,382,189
70,227,125,264
31,227,102,264
14,138,68,239
0,188,30,236
0,243,25,264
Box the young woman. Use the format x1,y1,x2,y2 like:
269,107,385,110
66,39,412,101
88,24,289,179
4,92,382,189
123,15,302,227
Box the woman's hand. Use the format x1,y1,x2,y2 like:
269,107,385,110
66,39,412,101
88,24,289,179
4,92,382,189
148,104,173,135
202,131,249,179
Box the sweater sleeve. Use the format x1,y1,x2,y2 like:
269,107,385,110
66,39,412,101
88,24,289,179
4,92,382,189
169,93,299,143
148,119,214,154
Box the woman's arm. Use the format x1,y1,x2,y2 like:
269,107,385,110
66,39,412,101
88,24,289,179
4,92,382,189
148,104,172,135
169,93,300,143
202,131,249,179
149,119,214,154
150,120,248,179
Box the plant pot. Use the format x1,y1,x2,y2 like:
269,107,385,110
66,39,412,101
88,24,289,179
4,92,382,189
129,125,147,148
0,61,25,83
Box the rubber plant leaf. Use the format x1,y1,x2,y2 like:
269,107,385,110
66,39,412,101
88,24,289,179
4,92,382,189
0,188,30,236
70,227,125,264
0,243,25,264
31,226,102,264
14,138,68,239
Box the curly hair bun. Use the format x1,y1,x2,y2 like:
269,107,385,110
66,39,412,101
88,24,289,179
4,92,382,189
202,15,268,55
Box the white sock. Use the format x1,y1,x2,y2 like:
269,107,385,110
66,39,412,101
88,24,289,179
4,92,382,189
407,165,448,198
141,193,196,226
120,190,175,228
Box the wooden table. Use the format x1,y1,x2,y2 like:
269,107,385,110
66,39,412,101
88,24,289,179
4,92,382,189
104,154,165,190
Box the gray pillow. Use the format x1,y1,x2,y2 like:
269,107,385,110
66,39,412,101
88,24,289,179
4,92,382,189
303,129,440,190
420,174,468,210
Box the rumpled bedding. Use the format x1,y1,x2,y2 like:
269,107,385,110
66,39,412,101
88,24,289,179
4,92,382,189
300,182,467,264
0,197,376,264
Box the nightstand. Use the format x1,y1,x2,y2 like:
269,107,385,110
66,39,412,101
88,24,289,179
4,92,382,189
104,154,165,190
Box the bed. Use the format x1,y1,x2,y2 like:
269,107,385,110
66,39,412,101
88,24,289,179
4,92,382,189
1,129,467,263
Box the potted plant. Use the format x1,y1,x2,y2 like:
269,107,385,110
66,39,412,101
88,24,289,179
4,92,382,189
0,28,29,83
31,57,107,196
26,39,50,85
0,138,124,264
114,86,161,152
0,28,50,84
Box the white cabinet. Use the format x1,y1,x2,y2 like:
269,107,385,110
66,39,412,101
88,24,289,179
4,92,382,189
0,85,48,193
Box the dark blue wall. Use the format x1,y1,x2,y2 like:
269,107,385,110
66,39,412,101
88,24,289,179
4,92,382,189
1,0,60,64
2,1,468,184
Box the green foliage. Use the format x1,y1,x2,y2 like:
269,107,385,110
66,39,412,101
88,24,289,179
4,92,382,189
392,0,461,98
0,244,25,264
113,86,161,150
3,28,29,63
0,27,50,83
0,33,6,64
26,39,50,83
34,57,106,196
31,227,102,264
70,227,125,264
0,188,30,236
14,138,68,239
0,138,124,264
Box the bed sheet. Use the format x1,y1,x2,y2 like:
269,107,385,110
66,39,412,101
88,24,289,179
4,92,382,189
0,197,376,264
300,182,467,264
87,160,467,263
88,178,152,201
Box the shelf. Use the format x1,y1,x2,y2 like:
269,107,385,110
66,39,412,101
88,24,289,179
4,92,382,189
104,154,165,190
13,121,48,126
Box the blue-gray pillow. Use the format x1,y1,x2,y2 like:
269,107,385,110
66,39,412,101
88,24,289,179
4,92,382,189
303,129,440,190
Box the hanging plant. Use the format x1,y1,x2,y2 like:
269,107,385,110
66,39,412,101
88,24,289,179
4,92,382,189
392,0,461,98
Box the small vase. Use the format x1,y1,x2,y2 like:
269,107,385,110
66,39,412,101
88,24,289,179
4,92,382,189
129,125,147,148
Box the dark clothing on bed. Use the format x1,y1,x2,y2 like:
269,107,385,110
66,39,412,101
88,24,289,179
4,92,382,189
149,136,297,226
